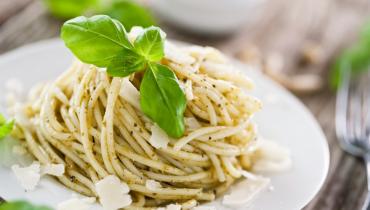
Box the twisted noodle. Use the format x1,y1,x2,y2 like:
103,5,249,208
11,42,263,209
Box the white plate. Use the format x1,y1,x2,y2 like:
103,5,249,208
0,39,329,210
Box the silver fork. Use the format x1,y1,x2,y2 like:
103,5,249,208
336,65,370,210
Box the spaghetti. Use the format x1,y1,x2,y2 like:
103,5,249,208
10,37,266,209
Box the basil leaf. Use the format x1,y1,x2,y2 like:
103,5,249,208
61,15,132,67
43,0,97,19
330,20,370,89
140,63,186,138
0,114,14,140
0,114,5,125
104,0,156,30
134,26,164,62
107,48,147,77
0,201,52,210
330,40,370,88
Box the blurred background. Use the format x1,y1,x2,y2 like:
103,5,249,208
0,0,369,209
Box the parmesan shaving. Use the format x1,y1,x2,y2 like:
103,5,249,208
57,196,95,210
11,162,41,191
146,179,162,191
95,175,132,210
222,174,270,207
149,124,170,149
120,78,141,111
252,140,292,173
41,163,65,177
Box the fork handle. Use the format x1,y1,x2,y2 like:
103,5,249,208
362,194,370,210
362,154,370,210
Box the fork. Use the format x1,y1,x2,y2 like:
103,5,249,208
336,65,370,210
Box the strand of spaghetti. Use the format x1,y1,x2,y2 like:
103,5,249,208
35,129,64,164
221,157,242,178
115,145,186,175
79,100,108,177
23,129,49,164
142,170,210,182
157,152,195,173
68,169,97,195
192,141,241,156
57,175,93,196
198,94,217,125
173,126,225,151
104,78,127,178
196,119,250,141
207,152,225,182
159,147,209,162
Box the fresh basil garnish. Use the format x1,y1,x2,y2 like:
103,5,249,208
43,0,97,19
43,0,156,31
104,0,156,30
134,26,165,62
61,15,186,138
330,20,370,89
107,49,147,77
141,63,186,138
0,201,51,210
61,15,133,67
0,114,14,140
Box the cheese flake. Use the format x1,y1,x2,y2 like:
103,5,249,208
11,161,41,191
145,179,162,191
120,78,141,111
95,175,132,210
149,124,170,149
41,163,65,177
57,197,95,210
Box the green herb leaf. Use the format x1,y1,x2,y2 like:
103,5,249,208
43,0,97,19
134,26,165,62
61,15,133,67
330,20,370,89
107,48,147,77
0,114,14,140
104,0,156,30
330,40,370,88
0,114,5,125
140,63,186,138
0,201,51,210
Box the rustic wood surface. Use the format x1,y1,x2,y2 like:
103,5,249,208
0,0,369,209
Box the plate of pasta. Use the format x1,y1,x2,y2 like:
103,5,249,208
0,15,329,210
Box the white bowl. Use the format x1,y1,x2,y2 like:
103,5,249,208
149,0,264,35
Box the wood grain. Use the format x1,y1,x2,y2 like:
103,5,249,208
0,0,369,209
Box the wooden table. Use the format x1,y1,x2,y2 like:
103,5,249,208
0,0,369,209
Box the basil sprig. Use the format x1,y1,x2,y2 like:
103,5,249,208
0,114,14,140
330,20,370,89
0,201,51,210
43,0,156,31
61,15,186,138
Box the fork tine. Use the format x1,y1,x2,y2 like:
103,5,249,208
336,63,351,147
335,62,364,156
350,77,363,143
366,71,370,146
